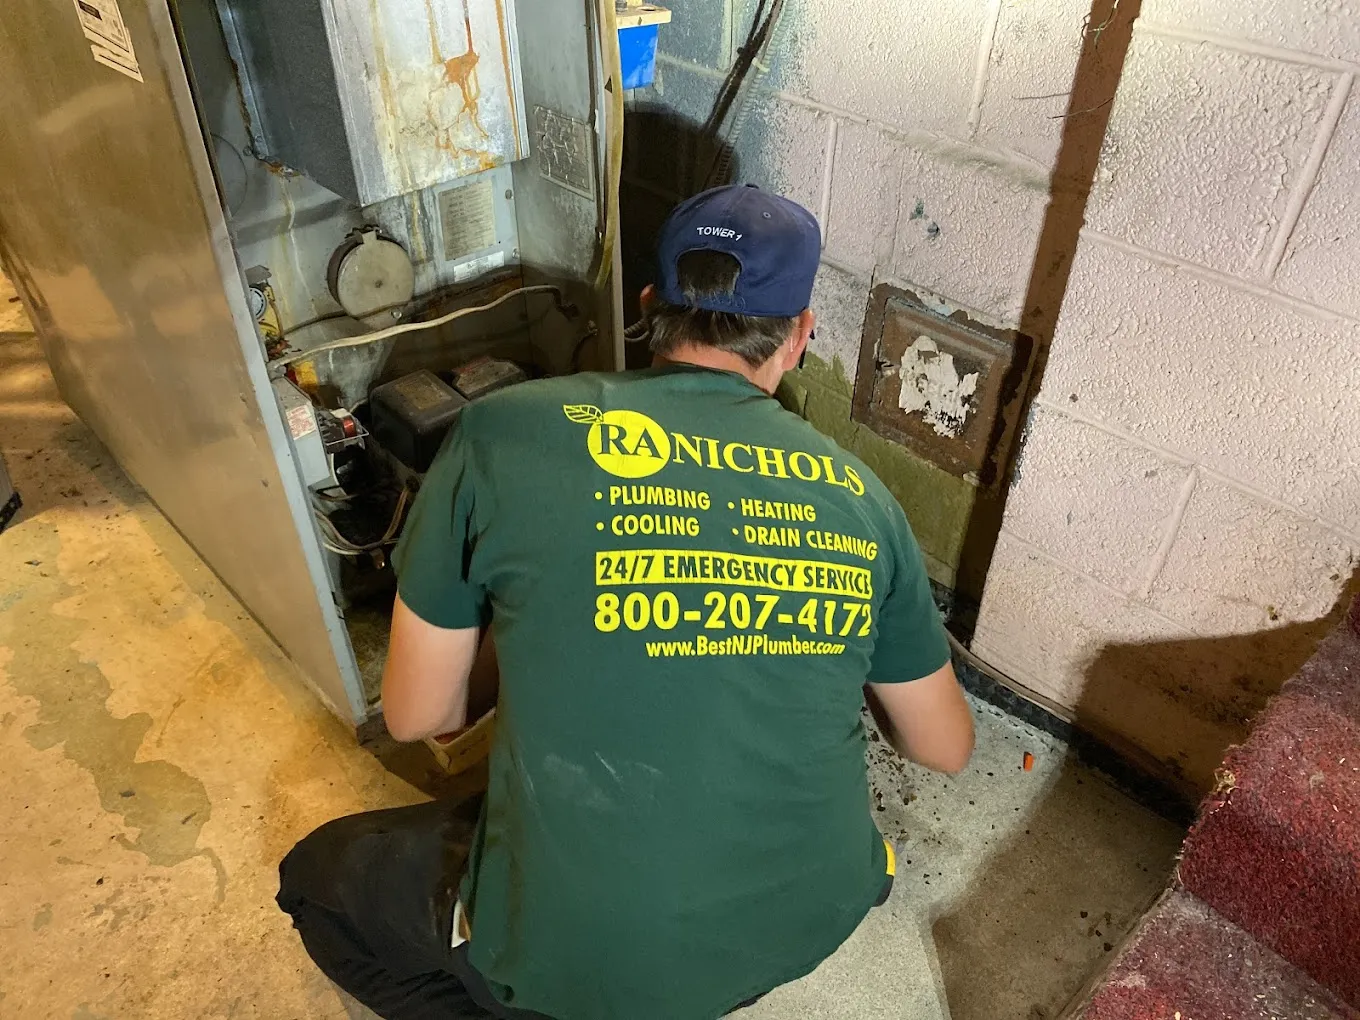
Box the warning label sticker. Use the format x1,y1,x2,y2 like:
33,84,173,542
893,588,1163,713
73,0,142,82
285,404,317,441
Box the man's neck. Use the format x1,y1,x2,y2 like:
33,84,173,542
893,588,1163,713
654,346,776,394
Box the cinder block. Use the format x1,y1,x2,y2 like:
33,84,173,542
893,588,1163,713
737,0,985,135
1041,240,1360,535
973,533,1267,792
637,62,831,219
1140,0,1360,66
1003,405,1191,592
974,532,1181,702
657,0,730,70
1149,477,1356,636
891,147,1050,324
974,0,1091,166
627,59,719,196
808,262,871,387
1086,33,1333,275
1276,92,1360,316
731,93,831,227
824,120,903,273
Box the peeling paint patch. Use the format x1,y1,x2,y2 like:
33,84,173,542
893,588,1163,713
898,335,980,437
32,903,52,930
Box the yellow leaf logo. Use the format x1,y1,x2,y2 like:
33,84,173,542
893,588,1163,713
563,404,605,424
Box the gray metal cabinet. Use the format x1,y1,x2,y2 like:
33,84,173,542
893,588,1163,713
0,0,621,727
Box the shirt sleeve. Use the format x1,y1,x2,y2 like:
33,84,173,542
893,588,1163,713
867,504,951,684
391,418,489,630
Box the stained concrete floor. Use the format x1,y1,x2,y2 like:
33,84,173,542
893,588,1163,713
0,273,1185,1019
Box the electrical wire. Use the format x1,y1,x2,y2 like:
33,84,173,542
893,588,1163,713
278,310,350,342
698,0,787,189
273,285,567,367
314,487,411,557
320,538,366,558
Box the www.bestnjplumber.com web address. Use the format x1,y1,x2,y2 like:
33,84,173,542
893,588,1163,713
645,634,847,657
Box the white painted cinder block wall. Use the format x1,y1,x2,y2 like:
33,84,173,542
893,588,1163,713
972,0,1360,793
635,0,1359,796
633,0,1093,354
627,0,1098,584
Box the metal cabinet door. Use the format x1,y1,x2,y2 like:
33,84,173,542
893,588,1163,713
0,0,365,722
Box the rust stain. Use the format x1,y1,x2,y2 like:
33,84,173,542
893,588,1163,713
368,0,414,193
365,0,504,189
442,13,489,140
416,6,500,174
223,53,256,140
367,0,399,123
492,0,522,156
422,0,444,63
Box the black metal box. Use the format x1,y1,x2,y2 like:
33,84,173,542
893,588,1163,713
370,370,467,473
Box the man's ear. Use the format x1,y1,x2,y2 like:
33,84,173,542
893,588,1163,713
788,308,815,371
640,284,657,314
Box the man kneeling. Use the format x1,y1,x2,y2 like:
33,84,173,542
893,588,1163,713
278,185,975,1020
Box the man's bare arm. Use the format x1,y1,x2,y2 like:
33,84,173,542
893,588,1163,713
868,662,974,774
380,594,480,742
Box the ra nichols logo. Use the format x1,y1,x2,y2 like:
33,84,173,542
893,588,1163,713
563,404,670,479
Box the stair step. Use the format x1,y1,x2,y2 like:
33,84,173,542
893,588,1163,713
1072,890,1358,1020
1179,618,1360,1007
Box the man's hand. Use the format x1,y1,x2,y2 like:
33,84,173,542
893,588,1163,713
868,662,974,774
380,594,481,742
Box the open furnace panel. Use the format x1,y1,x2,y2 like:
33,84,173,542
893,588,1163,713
175,0,620,709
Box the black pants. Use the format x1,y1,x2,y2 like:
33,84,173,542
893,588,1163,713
279,799,892,1019
277,798,550,1020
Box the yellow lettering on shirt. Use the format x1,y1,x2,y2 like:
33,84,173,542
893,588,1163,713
595,549,873,599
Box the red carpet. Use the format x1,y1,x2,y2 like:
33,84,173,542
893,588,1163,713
1178,619,1360,1006
1074,891,1358,1020
1070,601,1360,1019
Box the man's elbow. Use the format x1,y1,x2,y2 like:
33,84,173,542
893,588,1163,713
381,694,464,744
929,739,975,776
912,722,976,775
382,707,432,743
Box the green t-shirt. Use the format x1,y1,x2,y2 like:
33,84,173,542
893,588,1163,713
393,364,949,1020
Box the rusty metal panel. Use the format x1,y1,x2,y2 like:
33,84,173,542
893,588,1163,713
852,285,1032,485
217,0,529,205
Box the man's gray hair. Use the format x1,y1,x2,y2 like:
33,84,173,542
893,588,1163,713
647,250,798,368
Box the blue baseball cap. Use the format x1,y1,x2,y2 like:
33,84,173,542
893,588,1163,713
655,184,821,318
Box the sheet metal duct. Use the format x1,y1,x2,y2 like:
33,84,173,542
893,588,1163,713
216,0,529,205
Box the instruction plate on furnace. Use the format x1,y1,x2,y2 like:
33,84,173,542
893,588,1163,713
438,180,498,263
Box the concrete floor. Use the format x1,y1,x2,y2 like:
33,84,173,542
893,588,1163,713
0,274,1184,1019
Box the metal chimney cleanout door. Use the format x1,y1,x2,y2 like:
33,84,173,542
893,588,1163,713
0,0,365,721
